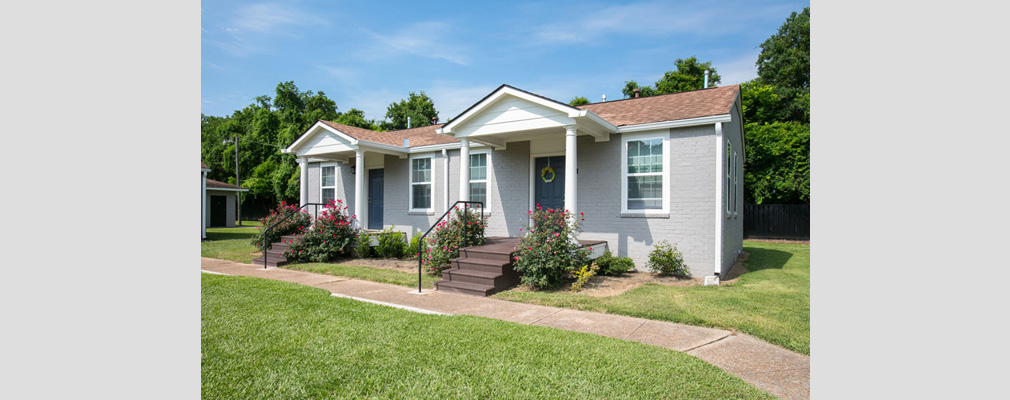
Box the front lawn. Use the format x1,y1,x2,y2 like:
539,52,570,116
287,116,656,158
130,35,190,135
285,262,438,289
202,273,773,399
494,241,810,354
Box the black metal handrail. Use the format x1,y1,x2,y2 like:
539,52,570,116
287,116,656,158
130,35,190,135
261,203,326,269
417,201,484,293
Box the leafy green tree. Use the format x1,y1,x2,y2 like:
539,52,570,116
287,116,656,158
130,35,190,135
621,57,720,98
740,81,784,125
756,7,810,123
381,91,439,131
621,80,657,98
201,81,343,215
569,96,590,106
743,122,809,204
654,57,721,94
334,108,381,130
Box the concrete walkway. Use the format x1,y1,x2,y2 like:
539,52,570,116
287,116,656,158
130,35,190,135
201,257,809,400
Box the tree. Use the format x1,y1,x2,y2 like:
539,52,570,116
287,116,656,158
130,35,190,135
740,81,784,125
654,57,721,94
620,57,720,98
381,91,439,131
334,108,380,130
569,96,590,106
743,121,809,204
756,7,810,123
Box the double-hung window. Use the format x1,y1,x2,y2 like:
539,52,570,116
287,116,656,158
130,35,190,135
622,134,668,214
410,157,432,210
320,164,336,205
469,153,487,206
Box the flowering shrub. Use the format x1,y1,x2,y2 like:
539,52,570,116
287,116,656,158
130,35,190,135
283,200,358,263
421,206,488,276
647,240,689,277
512,206,590,289
570,263,599,292
404,233,421,260
375,226,406,259
251,201,312,250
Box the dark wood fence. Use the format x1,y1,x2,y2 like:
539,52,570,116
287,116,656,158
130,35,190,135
743,204,809,240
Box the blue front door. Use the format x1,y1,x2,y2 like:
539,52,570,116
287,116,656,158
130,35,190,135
534,156,565,211
368,169,383,230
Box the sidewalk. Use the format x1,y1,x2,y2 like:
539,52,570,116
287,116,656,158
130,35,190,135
201,257,809,400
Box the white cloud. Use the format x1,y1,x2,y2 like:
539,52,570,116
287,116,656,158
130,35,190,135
356,22,471,65
715,49,760,85
206,2,327,56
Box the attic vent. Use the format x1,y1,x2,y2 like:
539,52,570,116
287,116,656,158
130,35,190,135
633,88,641,98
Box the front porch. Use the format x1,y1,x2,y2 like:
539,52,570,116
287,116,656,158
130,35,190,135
435,236,608,296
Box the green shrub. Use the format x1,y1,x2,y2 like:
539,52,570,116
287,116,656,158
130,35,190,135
595,250,635,276
404,233,421,260
355,230,374,258
570,263,599,292
282,200,358,263
421,206,488,276
647,240,689,277
375,226,406,259
512,207,589,289
251,201,311,250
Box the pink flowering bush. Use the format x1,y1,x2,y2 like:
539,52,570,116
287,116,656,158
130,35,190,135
283,200,359,263
512,206,590,289
421,205,488,276
251,201,312,250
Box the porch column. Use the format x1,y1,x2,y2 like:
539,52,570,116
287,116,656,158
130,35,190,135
299,157,308,207
459,138,470,201
355,150,366,229
565,125,578,216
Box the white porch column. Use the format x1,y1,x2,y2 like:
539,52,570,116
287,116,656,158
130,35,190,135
564,125,578,215
459,138,470,201
299,157,308,207
714,122,724,276
355,150,366,229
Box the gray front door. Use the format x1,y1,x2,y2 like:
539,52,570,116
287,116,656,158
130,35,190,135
368,169,384,230
534,156,565,211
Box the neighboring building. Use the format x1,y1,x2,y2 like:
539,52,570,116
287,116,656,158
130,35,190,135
202,162,248,234
282,85,744,278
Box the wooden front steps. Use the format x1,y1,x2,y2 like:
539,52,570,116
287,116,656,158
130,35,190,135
251,235,300,268
434,237,521,297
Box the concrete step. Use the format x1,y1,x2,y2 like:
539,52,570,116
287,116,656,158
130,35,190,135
434,280,496,297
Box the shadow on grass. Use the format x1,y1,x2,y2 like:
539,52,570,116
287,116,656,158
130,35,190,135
206,231,257,241
741,246,793,272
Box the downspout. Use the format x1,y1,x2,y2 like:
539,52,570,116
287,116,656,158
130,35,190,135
713,122,724,277
201,170,207,239
443,149,449,213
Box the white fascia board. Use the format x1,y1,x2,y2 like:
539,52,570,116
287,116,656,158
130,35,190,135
206,187,249,193
442,86,578,134
284,121,360,154
617,114,731,133
576,110,618,132
358,142,409,158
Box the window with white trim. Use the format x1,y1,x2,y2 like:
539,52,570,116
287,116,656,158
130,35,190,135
726,142,733,215
469,153,487,206
732,149,738,215
410,157,432,210
626,138,664,210
320,164,336,205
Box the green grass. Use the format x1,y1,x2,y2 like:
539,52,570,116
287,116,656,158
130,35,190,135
202,227,260,264
494,241,810,354
237,220,263,227
285,263,437,289
202,273,774,399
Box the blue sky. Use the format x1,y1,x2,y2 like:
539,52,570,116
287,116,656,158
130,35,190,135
202,0,809,121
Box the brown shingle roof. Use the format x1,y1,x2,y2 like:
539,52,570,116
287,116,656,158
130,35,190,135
318,121,458,148
206,178,246,190
578,85,739,126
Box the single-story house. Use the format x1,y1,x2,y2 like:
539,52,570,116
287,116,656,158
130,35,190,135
281,84,744,278
202,162,248,238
